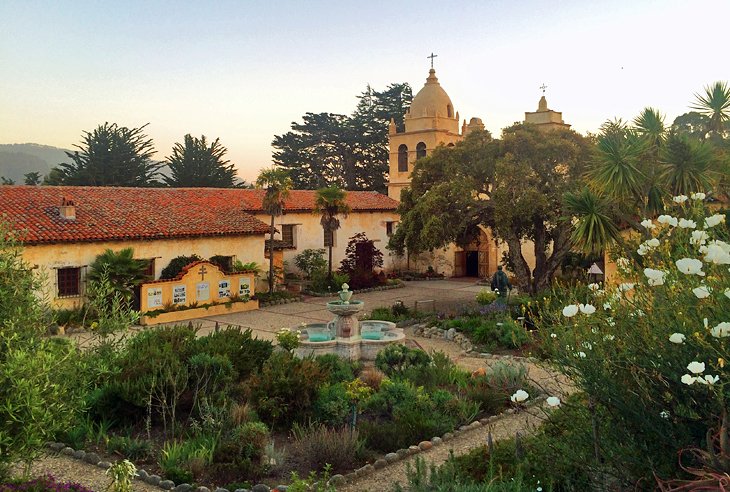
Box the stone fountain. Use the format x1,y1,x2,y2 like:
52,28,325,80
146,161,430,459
296,284,405,361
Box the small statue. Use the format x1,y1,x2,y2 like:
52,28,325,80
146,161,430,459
339,283,353,304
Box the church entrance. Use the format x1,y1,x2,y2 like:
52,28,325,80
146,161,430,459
465,251,479,277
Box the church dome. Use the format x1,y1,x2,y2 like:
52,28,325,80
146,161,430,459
408,69,455,119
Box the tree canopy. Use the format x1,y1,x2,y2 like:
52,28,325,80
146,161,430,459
272,83,412,193
390,125,592,292
163,134,239,188
48,122,161,186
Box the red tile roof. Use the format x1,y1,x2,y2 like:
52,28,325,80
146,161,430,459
0,186,270,244
0,186,398,245
239,189,400,213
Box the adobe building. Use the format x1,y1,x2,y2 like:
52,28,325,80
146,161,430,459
524,93,571,132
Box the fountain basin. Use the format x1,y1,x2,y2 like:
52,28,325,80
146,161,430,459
326,300,364,316
297,319,404,361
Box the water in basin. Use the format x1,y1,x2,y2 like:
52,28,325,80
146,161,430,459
303,323,333,342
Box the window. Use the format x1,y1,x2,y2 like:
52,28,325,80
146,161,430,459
397,144,408,172
447,104,453,118
57,267,81,297
324,229,334,247
281,224,296,247
416,142,427,159
386,221,395,236
143,258,155,279
210,255,234,272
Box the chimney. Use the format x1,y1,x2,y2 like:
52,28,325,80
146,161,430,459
59,196,76,220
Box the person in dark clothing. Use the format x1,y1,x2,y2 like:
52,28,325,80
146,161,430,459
490,265,512,297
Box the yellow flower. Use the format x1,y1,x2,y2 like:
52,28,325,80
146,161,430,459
719,358,725,368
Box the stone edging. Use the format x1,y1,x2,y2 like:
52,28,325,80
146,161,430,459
411,323,538,363
327,396,547,487
258,295,304,308
44,443,284,492
302,281,404,297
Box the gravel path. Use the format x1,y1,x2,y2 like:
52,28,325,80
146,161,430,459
13,453,161,492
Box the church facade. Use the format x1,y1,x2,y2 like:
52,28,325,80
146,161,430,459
386,67,569,279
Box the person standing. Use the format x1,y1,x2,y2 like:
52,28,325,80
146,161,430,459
490,265,512,297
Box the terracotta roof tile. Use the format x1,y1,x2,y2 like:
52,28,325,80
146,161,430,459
0,186,398,245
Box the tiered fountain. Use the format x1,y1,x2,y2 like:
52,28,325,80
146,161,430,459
296,284,405,361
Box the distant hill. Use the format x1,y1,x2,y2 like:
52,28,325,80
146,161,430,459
0,143,70,184
0,143,171,184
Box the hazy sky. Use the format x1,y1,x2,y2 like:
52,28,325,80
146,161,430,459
1,0,727,182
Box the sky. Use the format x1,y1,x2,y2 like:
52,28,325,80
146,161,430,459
1,0,728,182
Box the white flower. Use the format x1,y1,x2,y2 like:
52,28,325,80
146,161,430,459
690,230,709,246
618,283,635,292
658,215,679,227
550,333,557,338
607,318,616,327
588,283,600,291
681,374,697,385
660,410,670,419
577,351,587,358
641,218,655,229
691,192,706,200
673,195,688,203
711,322,730,338
582,341,593,350
687,361,706,374
603,334,615,341
616,257,630,269
638,238,661,255
603,302,612,310
675,258,705,276
562,304,579,317
510,389,529,403
704,243,730,265
678,218,697,229
696,374,720,386
644,268,666,286
704,214,726,228
668,333,686,344
579,303,596,315
693,286,712,299
546,396,561,407
725,288,730,300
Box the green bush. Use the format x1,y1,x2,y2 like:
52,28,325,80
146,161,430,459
191,327,272,382
160,254,202,279
442,316,529,350
400,351,467,390
313,383,351,426
158,435,216,482
215,421,269,464
464,362,529,415
291,423,363,473
294,249,327,279
106,435,152,460
375,344,431,376
245,352,329,427
315,354,358,384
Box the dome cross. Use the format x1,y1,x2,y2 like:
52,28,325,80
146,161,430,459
427,52,438,69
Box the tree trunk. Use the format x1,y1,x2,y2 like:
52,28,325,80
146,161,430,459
531,219,548,294
269,214,275,292
504,233,532,293
328,241,333,282
534,224,573,292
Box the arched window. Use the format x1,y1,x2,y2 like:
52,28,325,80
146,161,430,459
416,142,427,159
398,144,408,172
447,104,453,118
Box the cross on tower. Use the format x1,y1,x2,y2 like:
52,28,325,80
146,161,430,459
198,265,208,281
427,52,438,69
540,83,547,94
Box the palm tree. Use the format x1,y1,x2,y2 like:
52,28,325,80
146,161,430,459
255,168,292,293
564,188,620,256
691,81,730,140
87,247,149,307
314,186,351,282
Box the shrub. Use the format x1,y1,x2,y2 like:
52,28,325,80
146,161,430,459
160,254,202,279
215,421,269,464
401,351,467,390
338,233,385,290
245,352,328,427
294,249,327,279
313,383,350,426
315,353,358,384
87,248,148,309
475,289,498,305
159,436,216,482
106,435,152,460
464,362,528,415
536,197,730,483
358,367,385,391
291,423,363,473
191,327,272,381
375,344,431,376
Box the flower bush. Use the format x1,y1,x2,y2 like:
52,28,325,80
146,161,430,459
539,195,729,483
